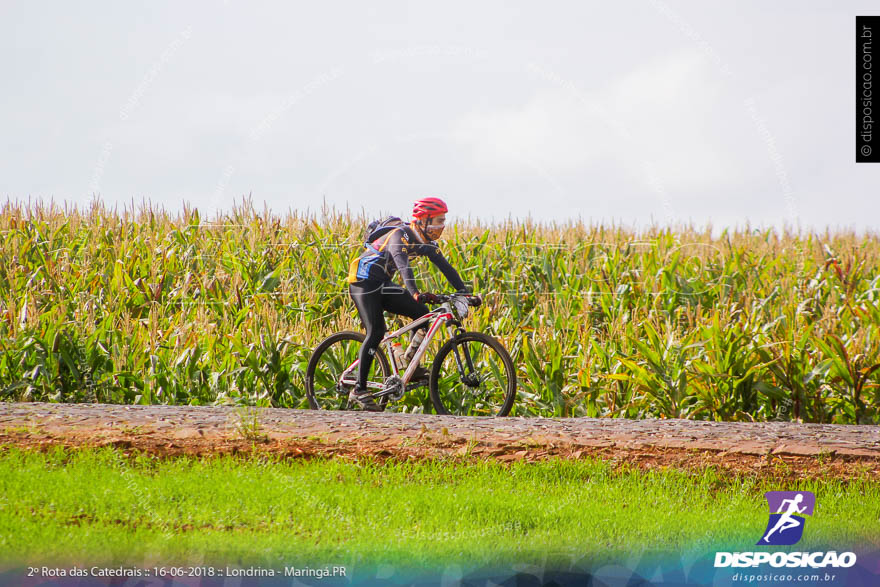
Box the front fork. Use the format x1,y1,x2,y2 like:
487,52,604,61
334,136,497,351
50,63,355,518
449,324,480,387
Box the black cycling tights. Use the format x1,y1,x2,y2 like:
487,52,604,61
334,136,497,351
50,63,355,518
349,281,430,390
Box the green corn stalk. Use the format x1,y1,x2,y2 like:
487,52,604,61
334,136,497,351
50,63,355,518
1,199,880,423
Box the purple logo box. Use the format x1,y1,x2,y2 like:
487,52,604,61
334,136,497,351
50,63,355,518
765,491,816,516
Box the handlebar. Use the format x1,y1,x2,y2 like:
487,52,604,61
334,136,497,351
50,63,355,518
432,293,482,307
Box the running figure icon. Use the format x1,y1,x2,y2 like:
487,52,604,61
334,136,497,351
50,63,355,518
757,491,816,546
762,493,806,543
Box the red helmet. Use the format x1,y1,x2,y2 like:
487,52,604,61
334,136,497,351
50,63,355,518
412,197,448,219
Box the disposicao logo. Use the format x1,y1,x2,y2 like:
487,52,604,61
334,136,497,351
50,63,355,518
758,490,815,546
714,490,857,569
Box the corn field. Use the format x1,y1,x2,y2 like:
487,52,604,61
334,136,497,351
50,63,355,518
2,199,879,423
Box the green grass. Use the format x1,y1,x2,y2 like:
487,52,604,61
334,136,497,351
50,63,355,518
1,447,877,569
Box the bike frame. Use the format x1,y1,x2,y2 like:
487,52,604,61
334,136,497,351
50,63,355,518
339,304,456,394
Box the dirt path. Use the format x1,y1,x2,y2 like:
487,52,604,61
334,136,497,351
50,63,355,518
2,403,879,480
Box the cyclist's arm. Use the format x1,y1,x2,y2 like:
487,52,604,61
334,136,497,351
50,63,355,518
425,244,467,292
385,230,421,296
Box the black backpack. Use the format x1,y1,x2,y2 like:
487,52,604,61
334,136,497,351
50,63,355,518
363,215,405,251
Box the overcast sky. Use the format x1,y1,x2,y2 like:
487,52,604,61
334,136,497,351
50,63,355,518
2,1,877,231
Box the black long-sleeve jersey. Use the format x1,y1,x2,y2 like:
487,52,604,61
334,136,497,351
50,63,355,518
347,224,466,295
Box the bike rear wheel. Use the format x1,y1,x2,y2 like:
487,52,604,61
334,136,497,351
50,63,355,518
305,331,391,410
429,331,516,416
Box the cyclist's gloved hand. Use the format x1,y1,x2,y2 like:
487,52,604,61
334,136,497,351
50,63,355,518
467,294,482,307
416,292,441,304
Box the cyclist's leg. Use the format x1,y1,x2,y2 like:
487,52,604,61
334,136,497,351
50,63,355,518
349,281,386,389
382,286,431,365
381,285,430,324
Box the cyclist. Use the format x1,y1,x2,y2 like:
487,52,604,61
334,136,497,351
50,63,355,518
346,196,468,411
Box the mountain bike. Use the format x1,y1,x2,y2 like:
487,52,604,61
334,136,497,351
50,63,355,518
305,293,516,416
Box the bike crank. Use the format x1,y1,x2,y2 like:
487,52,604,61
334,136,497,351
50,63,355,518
373,375,405,402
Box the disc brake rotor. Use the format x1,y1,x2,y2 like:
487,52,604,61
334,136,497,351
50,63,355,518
462,372,482,388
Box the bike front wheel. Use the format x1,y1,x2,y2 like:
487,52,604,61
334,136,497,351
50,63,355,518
429,331,516,416
305,331,391,410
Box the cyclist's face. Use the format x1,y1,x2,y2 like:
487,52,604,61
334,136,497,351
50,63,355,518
424,213,446,240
